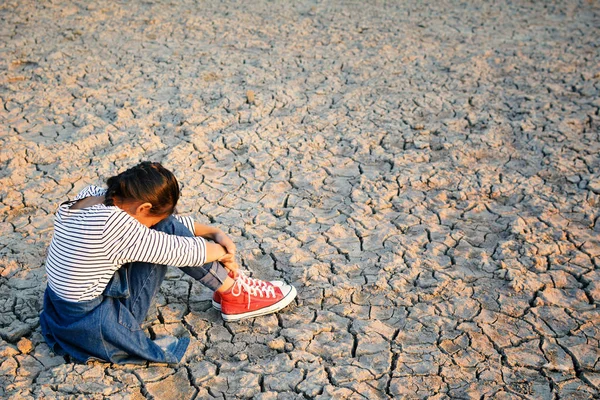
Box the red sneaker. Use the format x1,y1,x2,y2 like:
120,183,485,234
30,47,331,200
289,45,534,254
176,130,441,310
212,271,283,311
220,278,296,322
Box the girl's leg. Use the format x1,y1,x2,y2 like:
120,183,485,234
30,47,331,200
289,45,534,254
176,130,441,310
120,261,168,325
150,217,296,323
117,216,232,325
112,216,196,324
153,216,230,291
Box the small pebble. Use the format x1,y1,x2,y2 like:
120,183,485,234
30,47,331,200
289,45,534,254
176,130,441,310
17,338,34,354
246,90,255,105
268,338,286,351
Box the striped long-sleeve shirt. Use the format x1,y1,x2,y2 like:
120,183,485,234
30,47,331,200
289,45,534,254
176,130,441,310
45,185,206,302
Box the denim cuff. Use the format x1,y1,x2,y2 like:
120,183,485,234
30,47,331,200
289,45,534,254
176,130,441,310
180,261,229,292
200,261,229,291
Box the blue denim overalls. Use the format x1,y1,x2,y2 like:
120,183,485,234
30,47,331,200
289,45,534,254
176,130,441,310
40,216,228,364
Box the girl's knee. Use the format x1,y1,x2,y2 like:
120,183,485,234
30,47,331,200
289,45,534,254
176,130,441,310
152,216,193,237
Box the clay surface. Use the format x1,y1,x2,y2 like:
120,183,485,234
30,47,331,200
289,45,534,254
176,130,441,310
1,0,599,398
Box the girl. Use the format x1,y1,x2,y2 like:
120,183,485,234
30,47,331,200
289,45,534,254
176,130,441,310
39,161,296,365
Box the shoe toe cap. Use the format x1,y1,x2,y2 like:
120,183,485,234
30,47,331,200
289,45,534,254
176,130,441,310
278,283,297,298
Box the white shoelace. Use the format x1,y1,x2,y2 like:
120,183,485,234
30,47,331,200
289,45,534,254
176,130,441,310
235,270,273,288
231,276,277,309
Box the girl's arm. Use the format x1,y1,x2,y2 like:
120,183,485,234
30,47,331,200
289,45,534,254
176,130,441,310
193,222,236,255
104,210,230,267
205,242,228,262
194,222,239,272
192,222,220,239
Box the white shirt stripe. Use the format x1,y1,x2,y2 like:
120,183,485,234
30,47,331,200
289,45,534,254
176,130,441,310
45,185,205,302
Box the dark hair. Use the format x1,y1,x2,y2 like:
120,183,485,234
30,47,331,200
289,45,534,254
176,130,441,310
104,161,180,216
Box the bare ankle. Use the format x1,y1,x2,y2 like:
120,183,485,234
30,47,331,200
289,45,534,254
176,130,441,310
216,276,235,293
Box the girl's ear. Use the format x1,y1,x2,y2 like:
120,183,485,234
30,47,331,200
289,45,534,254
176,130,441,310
136,202,153,215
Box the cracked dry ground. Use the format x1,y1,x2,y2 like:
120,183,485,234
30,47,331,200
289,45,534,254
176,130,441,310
0,0,599,399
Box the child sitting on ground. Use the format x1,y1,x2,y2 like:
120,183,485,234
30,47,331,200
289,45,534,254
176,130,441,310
40,161,296,364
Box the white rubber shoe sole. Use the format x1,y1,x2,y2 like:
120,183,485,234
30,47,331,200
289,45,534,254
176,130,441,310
221,284,297,322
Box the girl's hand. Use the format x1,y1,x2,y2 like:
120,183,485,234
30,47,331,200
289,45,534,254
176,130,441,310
213,231,236,255
218,253,239,272
193,223,237,255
